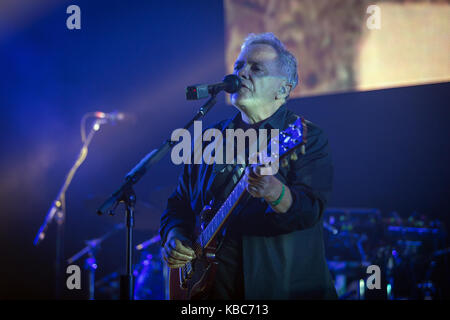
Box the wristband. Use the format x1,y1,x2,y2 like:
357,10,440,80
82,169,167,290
270,184,285,207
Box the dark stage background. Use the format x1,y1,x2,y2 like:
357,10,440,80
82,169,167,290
0,1,449,299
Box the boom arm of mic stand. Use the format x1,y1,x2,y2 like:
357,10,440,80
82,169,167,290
96,93,218,216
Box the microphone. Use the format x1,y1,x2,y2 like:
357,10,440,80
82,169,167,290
186,74,241,100
94,111,126,122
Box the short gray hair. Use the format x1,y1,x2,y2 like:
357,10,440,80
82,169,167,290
241,32,299,93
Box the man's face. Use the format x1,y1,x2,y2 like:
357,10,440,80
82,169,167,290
231,43,286,111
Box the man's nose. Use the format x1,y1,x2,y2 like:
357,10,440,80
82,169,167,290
237,64,250,79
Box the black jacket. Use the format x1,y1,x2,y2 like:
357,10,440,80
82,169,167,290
160,103,337,299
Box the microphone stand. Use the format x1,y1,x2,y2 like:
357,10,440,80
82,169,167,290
34,118,106,298
96,91,219,300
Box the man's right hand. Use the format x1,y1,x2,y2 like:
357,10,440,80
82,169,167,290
162,229,196,269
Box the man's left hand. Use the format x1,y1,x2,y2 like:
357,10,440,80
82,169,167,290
244,165,282,202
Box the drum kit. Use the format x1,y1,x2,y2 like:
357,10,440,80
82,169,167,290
68,202,448,300
84,239,167,300
91,233,168,300
323,208,448,300
69,191,172,300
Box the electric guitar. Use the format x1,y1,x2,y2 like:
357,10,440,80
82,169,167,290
169,116,307,299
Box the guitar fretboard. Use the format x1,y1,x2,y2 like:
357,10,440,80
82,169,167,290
198,175,247,248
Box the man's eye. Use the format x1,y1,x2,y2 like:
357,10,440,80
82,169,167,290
251,65,261,71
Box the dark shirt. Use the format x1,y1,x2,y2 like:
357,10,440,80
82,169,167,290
207,113,262,299
160,103,337,299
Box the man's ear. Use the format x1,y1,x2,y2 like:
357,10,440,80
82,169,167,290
276,82,292,100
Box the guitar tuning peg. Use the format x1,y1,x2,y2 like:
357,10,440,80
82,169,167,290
300,145,305,155
290,152,298,161
281,158,289,168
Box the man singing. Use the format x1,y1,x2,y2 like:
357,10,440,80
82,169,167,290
160,32,337,299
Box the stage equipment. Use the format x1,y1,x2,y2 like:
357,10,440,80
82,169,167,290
33,112,117,298
93,233,166,300
185,74,241,100
323,208,447,300
67,224,124,300
133,234,166,300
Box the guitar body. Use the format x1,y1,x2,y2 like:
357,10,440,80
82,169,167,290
169,239,219,300
169,204,220,300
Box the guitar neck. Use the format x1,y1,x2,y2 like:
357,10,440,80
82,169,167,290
197,176,247,249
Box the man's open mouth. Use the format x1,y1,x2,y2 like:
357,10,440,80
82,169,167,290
241,83,251,90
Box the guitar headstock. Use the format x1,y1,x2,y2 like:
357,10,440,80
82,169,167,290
251,117,307,174
278,117,307,158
